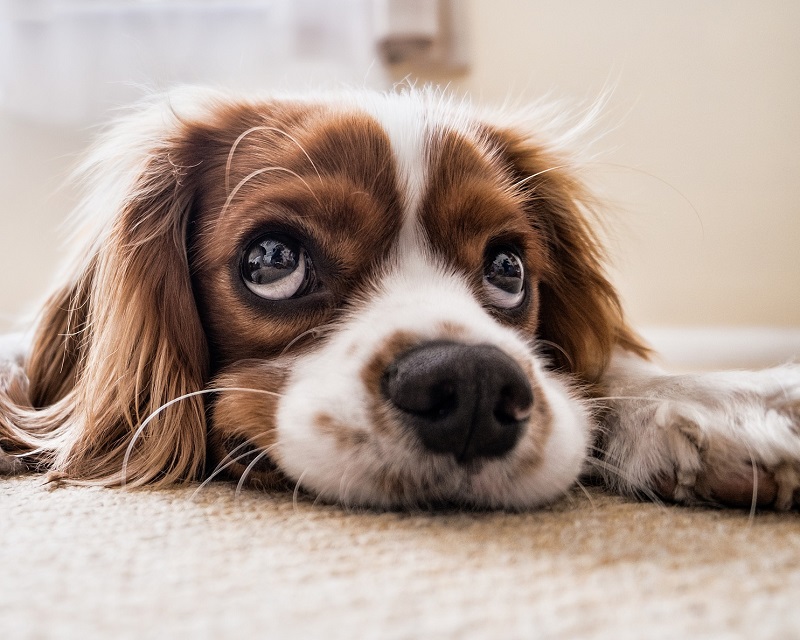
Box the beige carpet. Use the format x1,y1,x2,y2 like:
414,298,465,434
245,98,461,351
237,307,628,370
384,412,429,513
1,475,798,639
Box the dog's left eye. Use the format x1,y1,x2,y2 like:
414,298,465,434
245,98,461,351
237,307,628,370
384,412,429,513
242,235,316,300
483,248,525,309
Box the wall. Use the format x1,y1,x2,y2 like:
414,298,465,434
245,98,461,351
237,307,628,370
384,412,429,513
1,0,799,333
441,0,800,328
0,115,86,331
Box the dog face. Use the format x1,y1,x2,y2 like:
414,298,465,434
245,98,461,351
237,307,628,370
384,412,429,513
13,88,644,509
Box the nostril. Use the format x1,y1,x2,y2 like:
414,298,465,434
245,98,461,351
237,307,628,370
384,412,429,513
494,384,534,425
381,366,458,418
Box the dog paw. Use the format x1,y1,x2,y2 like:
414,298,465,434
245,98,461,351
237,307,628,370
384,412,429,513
650,407,800,510
603,365,800,510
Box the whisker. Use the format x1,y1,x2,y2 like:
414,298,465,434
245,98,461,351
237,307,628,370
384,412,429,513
280,324,335,357
225,125,267,194
189,440,254,501
728,426,761,525
262,126,323,183
234,443,281,500
537,339,574,369
585,161,705,237
224,125,323,195
121,386,284,488
556,483,579,508
586,396,709,412
588,395,659,403
512,164,571,190
293,469,310,512
584,455,667,508
220,166,322,227
747,445,758,526
11,446,48,459
574,479,596,509
338,461,365,512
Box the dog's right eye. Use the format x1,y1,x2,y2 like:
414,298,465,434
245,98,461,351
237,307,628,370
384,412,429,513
242,235,316,300
483,248,525,309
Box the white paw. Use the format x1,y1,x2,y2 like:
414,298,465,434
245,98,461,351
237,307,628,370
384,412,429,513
601,364,800,510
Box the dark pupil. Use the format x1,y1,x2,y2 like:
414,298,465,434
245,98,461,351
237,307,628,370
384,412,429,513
486,251,523,294
246,238,299,285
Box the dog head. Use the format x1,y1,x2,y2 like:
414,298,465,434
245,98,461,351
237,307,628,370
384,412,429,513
20,88,644,508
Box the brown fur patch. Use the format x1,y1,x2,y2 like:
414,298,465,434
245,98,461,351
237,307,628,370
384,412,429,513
360,330,421,438
314,413,369,449
1,119,212,486
208,360,291,489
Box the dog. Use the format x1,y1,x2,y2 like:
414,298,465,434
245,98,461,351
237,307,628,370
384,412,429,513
1,87,798,510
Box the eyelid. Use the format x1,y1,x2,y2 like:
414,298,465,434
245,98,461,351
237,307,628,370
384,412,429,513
483,283,525,309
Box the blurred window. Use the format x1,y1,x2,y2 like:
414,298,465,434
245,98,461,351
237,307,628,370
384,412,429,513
0,0,467,124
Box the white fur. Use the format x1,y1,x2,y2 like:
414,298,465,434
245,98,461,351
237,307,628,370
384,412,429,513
276,243,591,508
601,350,800,509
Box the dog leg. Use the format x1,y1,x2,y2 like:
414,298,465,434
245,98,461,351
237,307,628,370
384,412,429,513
596,351,800,510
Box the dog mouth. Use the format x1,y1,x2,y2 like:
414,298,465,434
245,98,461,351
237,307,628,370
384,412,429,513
217,425,545,510
209,330,568,510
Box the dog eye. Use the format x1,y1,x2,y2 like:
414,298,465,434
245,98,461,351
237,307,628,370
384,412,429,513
242,235,316,300
483,248,525,309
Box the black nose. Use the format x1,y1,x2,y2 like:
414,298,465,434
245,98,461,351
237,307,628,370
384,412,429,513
380,342,533,463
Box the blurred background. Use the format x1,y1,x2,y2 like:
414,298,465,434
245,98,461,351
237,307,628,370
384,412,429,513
1,0,798,368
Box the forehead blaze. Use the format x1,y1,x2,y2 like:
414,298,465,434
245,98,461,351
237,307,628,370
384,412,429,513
417,128,545,331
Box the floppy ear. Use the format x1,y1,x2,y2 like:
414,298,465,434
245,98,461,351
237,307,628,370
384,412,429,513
0,98,215,486
491,128,649,382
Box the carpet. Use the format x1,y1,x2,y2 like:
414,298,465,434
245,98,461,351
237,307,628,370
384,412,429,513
1,475,797,639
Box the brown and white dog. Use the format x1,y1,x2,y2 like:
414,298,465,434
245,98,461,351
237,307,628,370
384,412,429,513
1,87,798,510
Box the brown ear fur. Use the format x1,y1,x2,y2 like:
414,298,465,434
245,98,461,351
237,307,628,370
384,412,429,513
0,107,211,486
490,129,649,382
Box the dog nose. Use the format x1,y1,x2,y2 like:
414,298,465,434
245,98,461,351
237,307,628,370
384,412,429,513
381,342,532,462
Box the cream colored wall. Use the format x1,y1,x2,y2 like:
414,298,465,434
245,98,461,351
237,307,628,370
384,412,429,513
442,0,800,328
0,116,87,332
1,1,798,333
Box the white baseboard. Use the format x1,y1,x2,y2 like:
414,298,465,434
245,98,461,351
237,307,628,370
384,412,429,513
640,326,800,371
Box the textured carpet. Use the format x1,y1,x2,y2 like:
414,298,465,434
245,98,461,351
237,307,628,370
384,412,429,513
1,476,798,639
